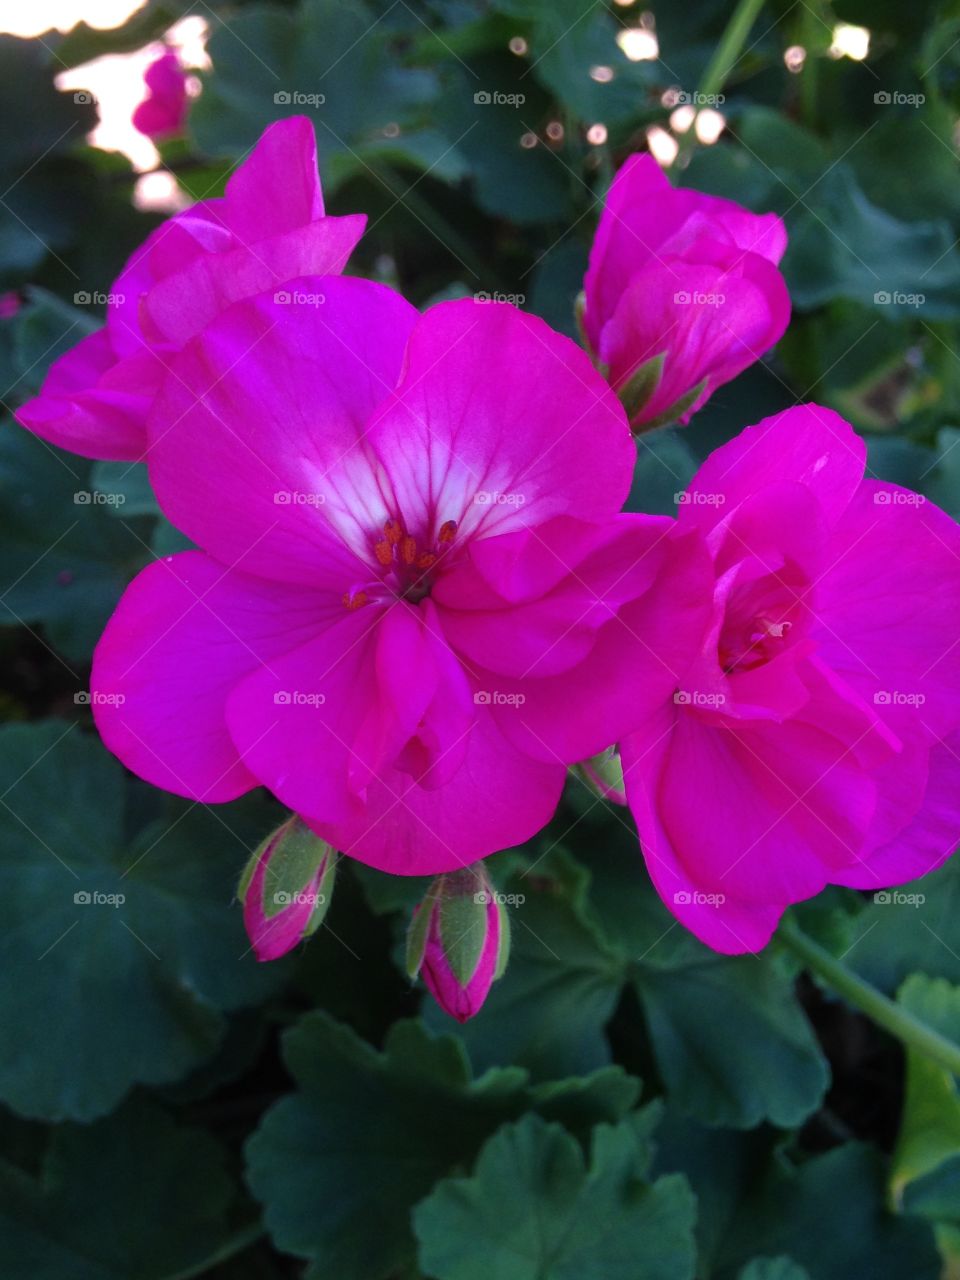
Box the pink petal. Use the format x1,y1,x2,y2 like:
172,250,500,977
583,153,786,349
680,404,866,533
366,298,634,539
487,521,714,765
815,481,960,741
15,330,163,461
146,276,418,586
621,711,786,954
91,551,338,800
312,708,566,876
599,241,790,424
142,216,366,347
222,117,325,238
225,606,384,826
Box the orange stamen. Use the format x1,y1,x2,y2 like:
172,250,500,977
384,519,403,545
416,553,437,569
342,589,368,611
438,520,457,544
401,535,417,565
374,539,393,567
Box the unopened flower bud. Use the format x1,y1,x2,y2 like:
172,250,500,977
238,815,335,961
574,745,627,805
406,865,510,1022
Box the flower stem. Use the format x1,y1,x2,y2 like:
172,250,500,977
777,918,960,1077
697,0,768,102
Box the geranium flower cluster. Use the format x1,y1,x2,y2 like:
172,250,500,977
18,119,960,1019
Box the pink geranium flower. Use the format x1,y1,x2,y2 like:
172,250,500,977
91,278,710,874
15,118,364,461
621,405,960,952
132,49,189,140
582,154,790,430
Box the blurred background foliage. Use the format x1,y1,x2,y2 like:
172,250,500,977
1,0,960,1276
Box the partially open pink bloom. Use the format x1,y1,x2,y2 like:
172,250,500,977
582,154,790,429
239,815,334,961
408,867,508,1022
91,278,711,875
132,49,189,140
15,117,365,461
621,404,960,953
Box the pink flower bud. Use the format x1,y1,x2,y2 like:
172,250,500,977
575,745,627,805
132,49,189,140
582,153,790,431
239,816,334,961
407,866,510,1022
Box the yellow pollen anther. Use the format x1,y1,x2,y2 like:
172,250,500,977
374,539,393,566
401,535,417,565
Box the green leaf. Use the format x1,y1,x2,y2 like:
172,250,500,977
0,1099,240,1279
413,1113,697,1280
190,0,435,174
89,461,161,520
891,975,960,1198
713,1144,939,1279
592,839,829,1129
784,166,960,318
0,425,147,662
245,1011,640,1279
0,721,285,1120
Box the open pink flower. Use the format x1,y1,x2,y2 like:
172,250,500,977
582,154,790,429
621,405,960,952
15,117,364,461
132,49,189,140
91,278,710,875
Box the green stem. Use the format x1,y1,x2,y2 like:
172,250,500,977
159,1223,265,1280
778,919,960,1077
697,0,768,101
